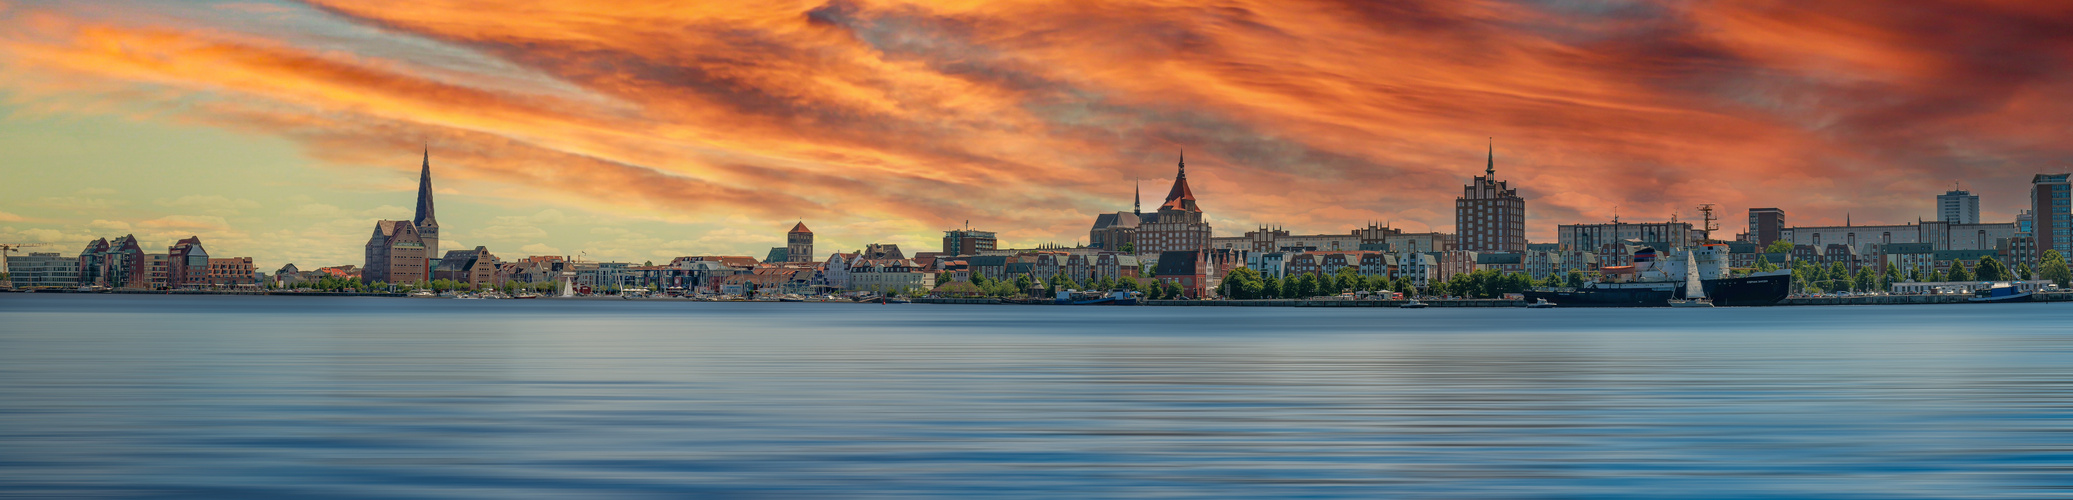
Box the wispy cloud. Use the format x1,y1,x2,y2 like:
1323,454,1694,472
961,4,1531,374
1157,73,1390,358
2,0,2070,251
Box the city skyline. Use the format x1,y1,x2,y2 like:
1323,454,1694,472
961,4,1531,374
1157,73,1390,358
5,1,2073,269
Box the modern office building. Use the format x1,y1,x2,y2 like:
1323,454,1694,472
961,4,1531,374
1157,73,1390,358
5,252,79,288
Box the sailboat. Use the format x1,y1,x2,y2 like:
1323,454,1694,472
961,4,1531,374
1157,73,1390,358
1669,250,1714,308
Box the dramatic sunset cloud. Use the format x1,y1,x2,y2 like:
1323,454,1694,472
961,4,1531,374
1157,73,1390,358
2,0,2070,266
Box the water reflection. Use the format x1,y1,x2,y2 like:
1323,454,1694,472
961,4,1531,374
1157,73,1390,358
2,295,2070,497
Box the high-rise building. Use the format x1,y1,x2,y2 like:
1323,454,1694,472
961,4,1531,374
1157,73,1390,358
1938,189,1980,224
414,148,440,260
1747,208,1786,247
1137,151,1213,254
2033,173,2071,260
786,222,814,262
942,228,997,255
1455,141,1525,252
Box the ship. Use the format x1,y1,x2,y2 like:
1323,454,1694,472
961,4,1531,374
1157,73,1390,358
1523,244,1792,307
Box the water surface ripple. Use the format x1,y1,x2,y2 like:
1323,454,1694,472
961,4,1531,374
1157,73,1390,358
3,295,2071,498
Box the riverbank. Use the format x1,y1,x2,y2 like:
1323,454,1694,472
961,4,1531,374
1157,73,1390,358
17,289,2073,307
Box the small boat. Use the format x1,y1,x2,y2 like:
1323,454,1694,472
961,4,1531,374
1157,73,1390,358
778,296,804,302
1968,283,2033,303
1525,298,1555,308
1669,251,1715,308
513,293,539,299
1399,299,1428,309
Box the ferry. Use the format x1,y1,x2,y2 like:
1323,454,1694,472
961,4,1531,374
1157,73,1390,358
1968,283,2034,303
1524,244,1792,307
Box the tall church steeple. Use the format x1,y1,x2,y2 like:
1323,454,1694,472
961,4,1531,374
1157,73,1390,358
1486,138,1494,176
1133,179,1141,214
1159,149,1200,214
414,146,440,258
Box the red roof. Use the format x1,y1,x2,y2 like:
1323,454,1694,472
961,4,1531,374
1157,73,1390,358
789,221,811,233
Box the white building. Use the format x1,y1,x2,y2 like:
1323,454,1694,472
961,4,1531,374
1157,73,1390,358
1938,189,1980,224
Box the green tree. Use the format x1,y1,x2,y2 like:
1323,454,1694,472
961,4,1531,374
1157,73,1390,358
1756,254,1779,272
1852,267,1874,292
1013,274,1034,295
1882,264,1902,290
2017,262,2035,281
1333,267,1359,294
1976,256,2008,281
1290,273,1316,298
1163,280,1185,299
1765,240,1795,254
1392,277,1415,297
1947,261,1974,282
1261,274,1282,299
1118,242,1134,253
1908,265,1923,282
1928,269,1946,282
2040,250,2072,288
1566,270,1586,288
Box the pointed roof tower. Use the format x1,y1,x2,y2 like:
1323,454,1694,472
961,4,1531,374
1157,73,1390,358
414,146,437,229
789,221,812,233
1159,149,1199,212
1486,138,1495,176
1133,179,1141,214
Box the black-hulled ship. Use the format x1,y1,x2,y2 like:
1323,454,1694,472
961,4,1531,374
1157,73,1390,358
1522,244,1792,307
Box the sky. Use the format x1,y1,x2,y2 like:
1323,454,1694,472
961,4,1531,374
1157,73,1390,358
3,0,2071,271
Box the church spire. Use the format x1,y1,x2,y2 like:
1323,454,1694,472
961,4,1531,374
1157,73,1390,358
1133,179,1141,214
1178,148,1186,179
414,145,436,228
1486,138,1494,176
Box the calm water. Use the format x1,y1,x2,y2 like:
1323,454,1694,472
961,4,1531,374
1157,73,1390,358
3,295,2071,498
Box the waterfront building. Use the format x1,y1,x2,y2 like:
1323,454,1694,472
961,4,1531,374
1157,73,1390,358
942,228,997,255
1747,208,1786,247
77,235,147,288
1137,152,1214,254
1939,189,1980,224
2032,173,2071,261
1781,220,2015,256
363,220,428,285
206,257,256,286
1456,142,1526,252
786,222,813,263
1558,221,1695,251
846,259,934,293
167,236,210,288
1394,253,1439,286
433,246,501,288
1153,248,1241,298
144,253,169,289
1881,243,1935,275
1209,223,1414,254
6,252,79,288
275,263,305,288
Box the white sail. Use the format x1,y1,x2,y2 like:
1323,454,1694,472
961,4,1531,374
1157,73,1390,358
1685,251,1705,299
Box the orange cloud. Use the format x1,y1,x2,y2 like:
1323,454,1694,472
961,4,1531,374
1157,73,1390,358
3,0,2070,251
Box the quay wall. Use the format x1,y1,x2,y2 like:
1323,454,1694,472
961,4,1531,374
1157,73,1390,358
1145,299,1522,307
